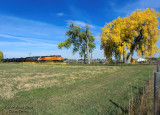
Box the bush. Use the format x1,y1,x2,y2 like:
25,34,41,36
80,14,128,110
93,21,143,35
0,51,3,62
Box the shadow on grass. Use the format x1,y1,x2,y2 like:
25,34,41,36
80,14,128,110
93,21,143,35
109,100,128,114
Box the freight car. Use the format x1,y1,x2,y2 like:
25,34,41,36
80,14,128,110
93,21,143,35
3,57,26,62
3,55,63,62
25,56,40,62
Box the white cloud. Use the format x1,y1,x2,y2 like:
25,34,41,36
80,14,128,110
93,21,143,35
0,41,34,46
56,13,64,16
0,15,66,40
66,20,96,29
0,34,57,47
110,0,160,16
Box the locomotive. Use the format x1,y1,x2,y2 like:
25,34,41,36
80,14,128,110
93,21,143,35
3,55,63,62
38,55,63,62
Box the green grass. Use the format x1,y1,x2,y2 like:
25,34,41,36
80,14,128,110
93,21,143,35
0,63,155,115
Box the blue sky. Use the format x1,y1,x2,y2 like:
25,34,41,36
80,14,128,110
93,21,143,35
0,0,160,59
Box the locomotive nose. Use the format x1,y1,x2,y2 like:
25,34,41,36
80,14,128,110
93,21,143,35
38,58,41,61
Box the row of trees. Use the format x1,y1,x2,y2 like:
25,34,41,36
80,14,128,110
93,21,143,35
58,8,160,64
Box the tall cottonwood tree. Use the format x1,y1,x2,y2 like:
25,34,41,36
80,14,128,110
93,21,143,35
58,23,95,64
101,8,159,63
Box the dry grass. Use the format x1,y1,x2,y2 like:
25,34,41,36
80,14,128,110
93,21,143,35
0,64,119,99
128,69,155,115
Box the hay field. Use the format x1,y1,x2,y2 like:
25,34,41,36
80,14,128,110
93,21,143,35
0,63,155,114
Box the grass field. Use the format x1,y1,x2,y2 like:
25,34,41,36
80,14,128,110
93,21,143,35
0,63,155,114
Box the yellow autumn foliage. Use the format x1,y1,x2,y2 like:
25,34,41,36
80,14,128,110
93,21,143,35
101,8,159,62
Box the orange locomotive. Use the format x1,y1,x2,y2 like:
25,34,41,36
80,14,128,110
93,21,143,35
38,55,63,62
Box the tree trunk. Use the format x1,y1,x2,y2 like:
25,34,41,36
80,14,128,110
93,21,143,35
86,38,90,64
125,45,134,64
123,50,126,63
126,53,132,64
123,56,126,63
85,25,91,64
125,29,143,64
125,41,136,64
91,52,92,63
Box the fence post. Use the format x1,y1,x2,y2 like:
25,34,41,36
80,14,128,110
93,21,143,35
154,72,157,115
154,72,160,115
157,64,160,72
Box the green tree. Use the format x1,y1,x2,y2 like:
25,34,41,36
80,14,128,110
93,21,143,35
58,23,95,64
0,51,3,62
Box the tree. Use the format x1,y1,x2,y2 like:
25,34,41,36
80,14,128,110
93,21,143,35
58,23,95,64
101,8,159,63
0,51,3,62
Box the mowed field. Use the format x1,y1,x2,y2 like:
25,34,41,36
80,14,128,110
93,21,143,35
0,63,155,115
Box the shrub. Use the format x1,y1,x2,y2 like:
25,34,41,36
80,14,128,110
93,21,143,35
0,51,3,62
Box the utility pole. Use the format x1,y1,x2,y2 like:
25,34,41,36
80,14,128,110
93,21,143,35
29,51,32,57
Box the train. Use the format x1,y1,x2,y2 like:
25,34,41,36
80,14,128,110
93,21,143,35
3,55,63,62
